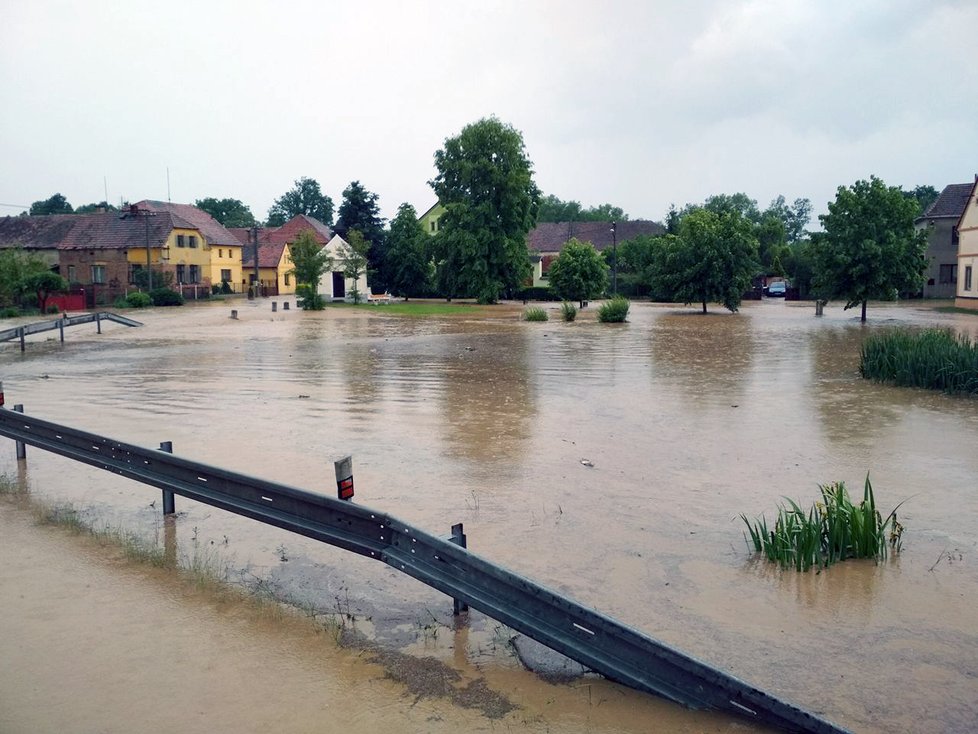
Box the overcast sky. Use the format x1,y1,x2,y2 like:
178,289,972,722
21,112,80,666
2,0,975,228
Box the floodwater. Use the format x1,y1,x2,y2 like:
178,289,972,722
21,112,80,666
0,297,976,733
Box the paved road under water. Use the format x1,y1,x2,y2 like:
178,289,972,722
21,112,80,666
0,298,976,733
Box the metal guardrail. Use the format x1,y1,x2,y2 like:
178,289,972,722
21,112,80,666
0,312,142,350
0,407,849,734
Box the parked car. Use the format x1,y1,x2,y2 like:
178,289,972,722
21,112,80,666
766,281,787,297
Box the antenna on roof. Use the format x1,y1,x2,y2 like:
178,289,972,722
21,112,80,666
103,176,108,205
167,167,171,202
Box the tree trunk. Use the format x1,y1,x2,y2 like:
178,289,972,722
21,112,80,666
702,299,707,314
861,300,867,322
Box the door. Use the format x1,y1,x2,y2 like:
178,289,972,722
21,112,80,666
332,271,345,299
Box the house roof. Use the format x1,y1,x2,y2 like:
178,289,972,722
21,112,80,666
919,183,973,220
528,220,666,253
417,201,443,220
0,214,80,249
238,215,332,269
136,200,243,246
265,214,332,245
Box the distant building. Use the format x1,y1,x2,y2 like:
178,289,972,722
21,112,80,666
955,177,978,311
418,202,445,235
914,183,973,298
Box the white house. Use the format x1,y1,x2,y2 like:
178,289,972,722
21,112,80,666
316,234,370,302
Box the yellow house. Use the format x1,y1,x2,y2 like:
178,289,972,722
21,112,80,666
956,177,978,310
138,200,245,291
418,202,445,235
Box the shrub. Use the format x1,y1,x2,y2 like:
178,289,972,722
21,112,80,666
296,284,326,311
560,301,578,322
46,303,62,314
598,296,630,323
741,475,905,572
126,291,153,308
523,306,548,322
150,287,184,306
212,284,222,295
860,328,978,396
0,307,20,318
221,281,232,295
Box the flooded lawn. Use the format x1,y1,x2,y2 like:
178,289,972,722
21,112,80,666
1,298,976,733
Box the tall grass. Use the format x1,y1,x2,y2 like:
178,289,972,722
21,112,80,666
523,306,548,322
560,301,578,322
860,328,978,396
741,476,905,571
598,296,630,323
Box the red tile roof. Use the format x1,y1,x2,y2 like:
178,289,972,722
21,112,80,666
136,200,243,246
237,215,332,269
528,220,665,253
0,211,177,251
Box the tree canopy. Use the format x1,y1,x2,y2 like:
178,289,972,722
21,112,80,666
649,207,759,313
0,249,50,307
194,197,256,227
811,176,927,322
536,194,628,223
29,193,73,215
340,230,371,304
267,177,334,227
75,201,118,214
902,185,940,217
547,238,608,306
288,229,331,310
20,271,68,313
334,181,387,290
386,203,430,300
430,117,539,303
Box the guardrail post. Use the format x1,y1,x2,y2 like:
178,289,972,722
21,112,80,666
13,404,26,460
272,301,278,312
450,523,469,615
159,441,175,514
18,326,25,352
334,455,354,500
59,318,65,343
230,309,238,320
96,313,102,334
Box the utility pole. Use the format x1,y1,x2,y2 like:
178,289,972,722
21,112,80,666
252,224,261,295
129,205,157,292
611,220,617,296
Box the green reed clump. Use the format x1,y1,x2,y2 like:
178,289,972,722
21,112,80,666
523,306,549,322
598,296,630,323
741,475,905,571
560,301,578,322
860,328,978,395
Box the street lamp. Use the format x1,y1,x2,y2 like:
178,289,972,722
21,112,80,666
610,220,617,296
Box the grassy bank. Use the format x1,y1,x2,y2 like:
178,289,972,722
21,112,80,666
860,328,978,395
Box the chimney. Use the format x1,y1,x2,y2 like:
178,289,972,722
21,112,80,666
129,204,139,215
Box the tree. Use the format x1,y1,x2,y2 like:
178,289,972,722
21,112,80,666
75,201,118,214
609,234,664,298
765,195,812,243
430,117,539,303
0,249,49,307
756,212,788,273
536,194,629,223
267,177,334,227
386,203,430,300
29,194,73,215
649,207,759,313
811,176,927,322
288,229,332,310
902,185,940,217
340,230,371,304
194,197,256,227
547,239,608,307
702,193,761,223
334,181,387,289
20,271,68,313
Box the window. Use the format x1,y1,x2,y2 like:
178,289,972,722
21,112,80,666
189,265,200,283
91,264,105,284
218,249,223,258
67,265,76,282
176,264,186,283
128,263,143,284
284,274,291,286
221,269,231,282
966,266,973,292
176,234,185,248
430,220,437,232
939,264,957,285
189,235,197,248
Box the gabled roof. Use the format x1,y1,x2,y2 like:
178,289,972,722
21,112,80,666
528,220,666,253
0,211,177,251
919,183,973,221
418,201,444,220
136,200,242,246
266,214,332,245
238,215,332,269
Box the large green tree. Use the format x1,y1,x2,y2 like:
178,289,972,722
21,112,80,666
29,193,73,215
811,176,927,322
386,203,430,300
194,197,256,227
547,238,608,307
608,234,665,298
288,229,332,310
902,185,940,216
334,181,387,289
430,117,540,303
649,207,759,313
765,195,812,243
267,177,334,227
20,271,68,313
75,201,118,214
0,249,49,307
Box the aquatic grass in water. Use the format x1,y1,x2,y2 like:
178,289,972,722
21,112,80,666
741,476,905,571
560,301,578,322
523,306,549,322
860,328,978,396
597,296,630,323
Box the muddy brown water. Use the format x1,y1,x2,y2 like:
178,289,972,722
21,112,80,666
0,298,976,733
